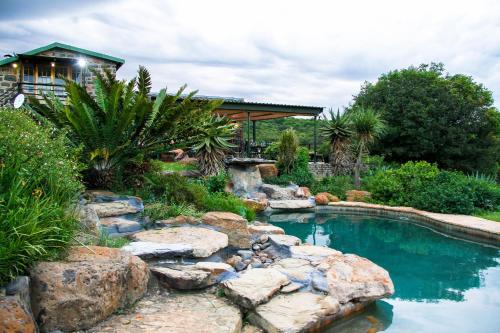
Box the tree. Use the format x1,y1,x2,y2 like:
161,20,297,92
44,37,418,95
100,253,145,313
320,108,354,175
30,67,220,187
352,63,500,176
350,108,386,189
192,115,236,176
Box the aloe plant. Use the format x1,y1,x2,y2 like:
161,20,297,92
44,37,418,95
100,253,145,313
321,108,354,175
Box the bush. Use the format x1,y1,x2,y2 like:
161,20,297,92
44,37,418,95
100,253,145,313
143,202,202,221
277,129,299,174
202,192,256,221
204,172,228,193
310,175,355,199
267,147,314,187
364,161,500,214
0,108,82,284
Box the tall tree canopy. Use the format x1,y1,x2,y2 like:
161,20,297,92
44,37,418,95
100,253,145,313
352,63,500,176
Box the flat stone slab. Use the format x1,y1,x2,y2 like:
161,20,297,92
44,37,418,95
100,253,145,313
202,212,251,249
131,227,228,258
272,258,315,283
262,185,296,200
222,268,289,309
248,292,340,333
100,217,142,233
121,241,193,259
248,225,285,237
151,266,212,290
269,200,315,210
290,245,342,260
89,292,242,333
269,234,302,248
87,201,140,218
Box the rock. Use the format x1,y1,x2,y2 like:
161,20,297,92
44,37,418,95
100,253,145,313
311,271,329,293
237,250,254,261
29,246,148,332
252,244,261,251
178,156,198,165
269,234,302,248
346,190,372,202
261,184,296,200
121,241,193,259
281,282,302,293
226,255,243,267
258,164,278,179
248,225,285,242
223,268,290,309
131,227,228,258
269,199,315,210
150,266,212,290
272,258,314,283
318,254,395,304
259,234,270,243
228,164,263,197
87,201,140,218
315,193,330,205
202,212,251,249
235,261,248,272
89,292,242,333
156,214,200,226
77,205,100,235
242,324,264,333
194,262,235,276
100,217,142,233
295,186,311,198
247,292,340,333
0,276,37,333
170,148,186,161
290,245,342,260
243,198,268,212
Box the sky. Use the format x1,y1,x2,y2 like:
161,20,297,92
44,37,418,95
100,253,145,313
1,0,500,111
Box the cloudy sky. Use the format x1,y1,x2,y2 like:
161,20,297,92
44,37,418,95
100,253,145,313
1,0,499,110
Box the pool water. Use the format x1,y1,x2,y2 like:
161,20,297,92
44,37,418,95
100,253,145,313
262,212,500,333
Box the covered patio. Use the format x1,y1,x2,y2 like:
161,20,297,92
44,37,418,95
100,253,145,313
213,99,324,160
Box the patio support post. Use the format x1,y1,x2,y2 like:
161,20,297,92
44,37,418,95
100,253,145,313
246,112,251,157
313,116,317,163
252,120,256,143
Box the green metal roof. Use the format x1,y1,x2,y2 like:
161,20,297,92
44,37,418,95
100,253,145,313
0,42,125,67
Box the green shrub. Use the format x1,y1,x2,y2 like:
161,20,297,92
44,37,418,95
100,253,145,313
267,147,314,187
143,202,202,221
466,175,500,211
310,175,355,199
202,192,256,221
277,129,299,174
0,108,82,284
204,172,228,193
263,142,279,160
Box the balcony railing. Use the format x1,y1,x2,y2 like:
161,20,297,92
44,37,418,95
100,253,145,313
18,82,68,102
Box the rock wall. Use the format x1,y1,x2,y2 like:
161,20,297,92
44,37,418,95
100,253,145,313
308,162,334,178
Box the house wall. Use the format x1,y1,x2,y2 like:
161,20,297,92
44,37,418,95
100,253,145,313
0,65,19,99
308,162,334,178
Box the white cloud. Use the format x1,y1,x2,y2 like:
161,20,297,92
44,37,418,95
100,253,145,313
1,0,499,110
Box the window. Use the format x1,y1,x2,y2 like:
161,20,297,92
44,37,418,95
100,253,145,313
37,64,52,94
23,64,34,93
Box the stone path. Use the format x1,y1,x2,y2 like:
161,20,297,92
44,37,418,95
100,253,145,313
88,292,242,333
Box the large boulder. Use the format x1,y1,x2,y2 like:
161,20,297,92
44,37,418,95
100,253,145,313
269,200,315,210
248,224,285,238
318,254,395,303
228,164,263,197
87,200,141,218
272,258,315,284
100,217,142,234
243,198,268,212
131,227,228,257
247,292,340,333
150,263,234,290
290,245,342,260
202,212,251,249
29,246,148,332
76,205,100,236
261,184,296,200
222,268,290,309
315,193,330,205
258,164,278,179
295,186,311,198
89,292,242,333
122,241,193,259
0,276,37,333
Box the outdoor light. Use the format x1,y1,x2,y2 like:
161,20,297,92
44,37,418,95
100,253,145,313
51,62,55,67
77,58,87,67
12,63,17,68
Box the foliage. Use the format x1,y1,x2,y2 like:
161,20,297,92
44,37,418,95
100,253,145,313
310,175,355,200
203,172,228,193
321,108,354,175
352,63,500,176
0,108,82,284
474,210,500,222
266,147,314,187
263,141,280,160
97,234,130,248
143,202,202,221
349,107,386,189
202,192,256,221
364,161,500,214
154,160,198,172
30,66,220,187
277,129,299,174
192,115,236,176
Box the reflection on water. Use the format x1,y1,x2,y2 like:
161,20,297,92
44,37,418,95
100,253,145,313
262,213,500,333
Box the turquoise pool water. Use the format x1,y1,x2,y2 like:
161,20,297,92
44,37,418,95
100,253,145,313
263,212,500,333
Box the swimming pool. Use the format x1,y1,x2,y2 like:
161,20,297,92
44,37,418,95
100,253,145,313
262,212,500,333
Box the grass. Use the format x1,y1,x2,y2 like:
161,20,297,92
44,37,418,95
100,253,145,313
474,210,500,222
143,202,203,221
157,161,198,172
97,233,131,248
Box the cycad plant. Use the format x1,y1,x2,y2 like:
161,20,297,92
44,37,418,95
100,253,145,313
321,108,354,175
350,107,386,189
192,115,236,176
30,66,220,187
277,128,299,174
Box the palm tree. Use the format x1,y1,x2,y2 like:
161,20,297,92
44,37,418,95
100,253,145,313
192,115,236,176
320,108,354,175
350,107,386,189
30,66,220,187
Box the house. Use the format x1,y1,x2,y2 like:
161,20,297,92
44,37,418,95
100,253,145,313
0,42,124,105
